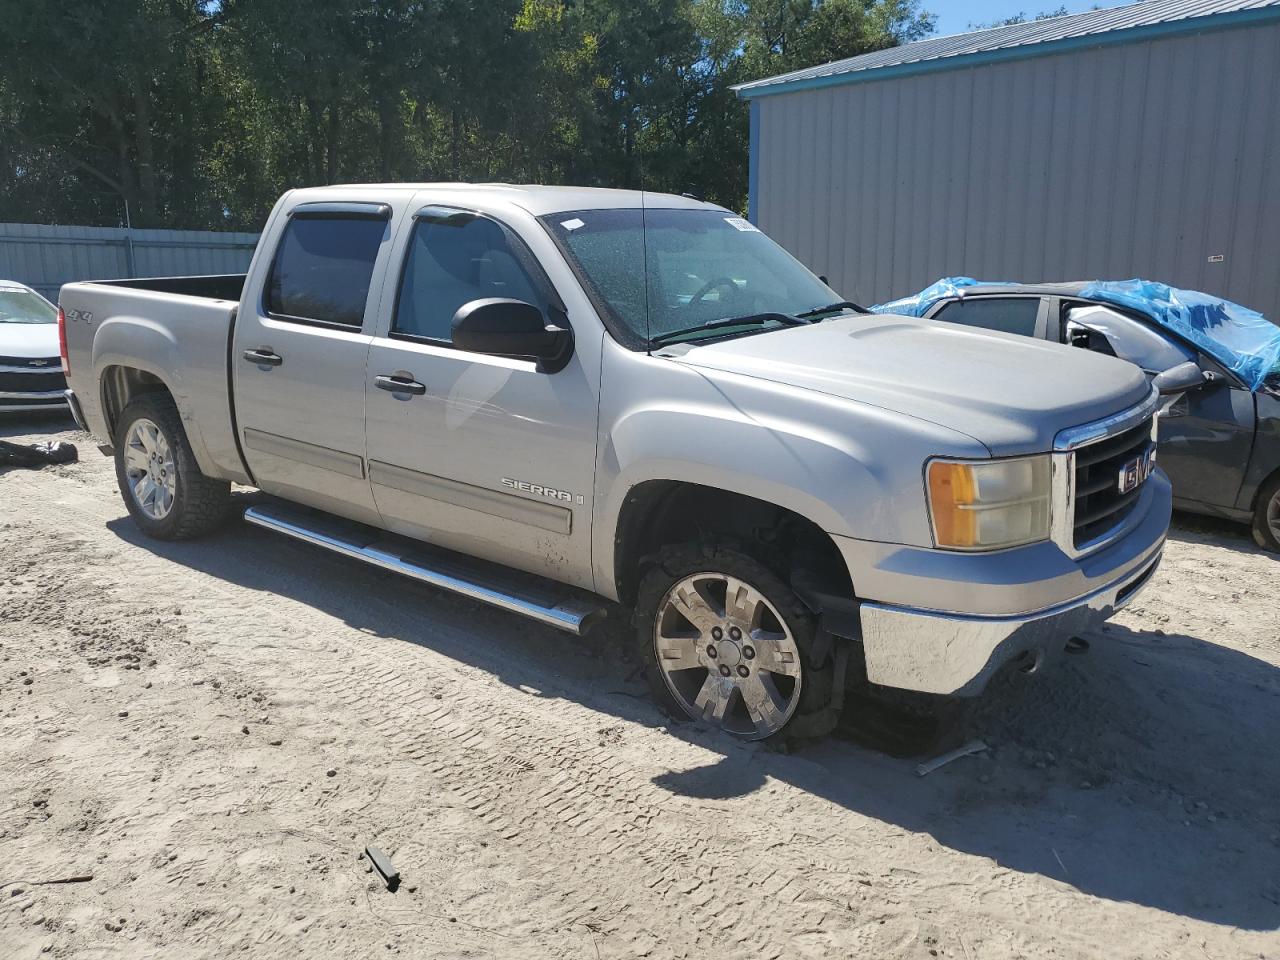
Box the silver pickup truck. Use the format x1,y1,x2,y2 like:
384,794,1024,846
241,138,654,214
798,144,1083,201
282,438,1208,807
59,184,1171,740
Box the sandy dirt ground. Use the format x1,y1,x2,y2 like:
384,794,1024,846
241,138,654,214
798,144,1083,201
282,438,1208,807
1,413,1278,960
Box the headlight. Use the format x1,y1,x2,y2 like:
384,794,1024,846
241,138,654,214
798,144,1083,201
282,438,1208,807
926,455,1051,550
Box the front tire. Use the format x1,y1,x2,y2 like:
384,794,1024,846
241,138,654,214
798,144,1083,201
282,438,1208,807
114,393,231,540
1252,473,1280,552
635,542,836,741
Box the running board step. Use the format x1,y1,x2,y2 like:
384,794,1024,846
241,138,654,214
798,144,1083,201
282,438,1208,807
243,502,606,636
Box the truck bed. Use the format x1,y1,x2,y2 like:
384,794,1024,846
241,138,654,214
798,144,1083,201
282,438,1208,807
59,274,251,484
93,274,246,302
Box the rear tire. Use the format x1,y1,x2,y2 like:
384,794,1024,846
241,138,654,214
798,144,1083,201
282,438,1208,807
114,393,232,540
635,541,837,742
1252,473,1280,552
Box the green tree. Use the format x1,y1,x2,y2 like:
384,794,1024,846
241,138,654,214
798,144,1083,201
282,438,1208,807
0,0,937,229
734,0,935,76
0,0,230,226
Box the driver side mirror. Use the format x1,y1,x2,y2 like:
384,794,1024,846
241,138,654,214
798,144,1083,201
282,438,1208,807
1152,360,1208,396
451,298,573,373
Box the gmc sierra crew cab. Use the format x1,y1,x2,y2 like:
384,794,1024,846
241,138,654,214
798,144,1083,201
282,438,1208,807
58,184,1171,741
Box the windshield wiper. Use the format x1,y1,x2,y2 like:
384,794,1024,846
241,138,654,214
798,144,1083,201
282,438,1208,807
796,300,869,319
648,312,807,347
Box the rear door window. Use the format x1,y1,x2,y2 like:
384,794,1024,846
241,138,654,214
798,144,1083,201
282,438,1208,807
933,297,1043,337
266,215,387,328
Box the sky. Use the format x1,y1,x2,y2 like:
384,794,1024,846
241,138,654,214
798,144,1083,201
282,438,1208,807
927,0,1111,36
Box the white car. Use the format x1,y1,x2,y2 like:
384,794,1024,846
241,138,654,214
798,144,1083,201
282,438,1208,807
0,280,69,414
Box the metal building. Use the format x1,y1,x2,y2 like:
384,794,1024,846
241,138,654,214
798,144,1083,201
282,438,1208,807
735,0,1280,319
0,222,259,301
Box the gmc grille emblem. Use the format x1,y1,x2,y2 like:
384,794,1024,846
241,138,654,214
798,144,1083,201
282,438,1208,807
1118,447,1157,495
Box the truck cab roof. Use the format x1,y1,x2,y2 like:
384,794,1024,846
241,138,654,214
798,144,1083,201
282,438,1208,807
313,182,723,217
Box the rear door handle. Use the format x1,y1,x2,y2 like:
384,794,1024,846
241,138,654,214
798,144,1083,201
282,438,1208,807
374,374,427,396
242,348,283,367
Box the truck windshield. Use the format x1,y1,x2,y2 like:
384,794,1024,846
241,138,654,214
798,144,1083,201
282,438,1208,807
0,290,57,324
542,208,841,349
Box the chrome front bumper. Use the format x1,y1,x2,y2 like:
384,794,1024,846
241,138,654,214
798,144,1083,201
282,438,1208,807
859,545,1163,696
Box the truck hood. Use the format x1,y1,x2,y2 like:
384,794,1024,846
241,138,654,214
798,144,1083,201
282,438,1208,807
669,313,1151,455
0,322,59,360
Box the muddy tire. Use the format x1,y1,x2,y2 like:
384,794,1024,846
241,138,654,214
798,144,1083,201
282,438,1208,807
1252,473,1280,552
635,541,837,742
114,392,232,540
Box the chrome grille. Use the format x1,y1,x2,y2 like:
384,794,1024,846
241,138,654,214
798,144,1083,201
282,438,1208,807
0,369,66,393
1050,387,1160,558
1072,417,1155,548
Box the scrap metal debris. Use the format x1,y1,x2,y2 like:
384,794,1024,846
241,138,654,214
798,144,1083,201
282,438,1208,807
915,739,989,777
364,844,399,892
0,874,94,891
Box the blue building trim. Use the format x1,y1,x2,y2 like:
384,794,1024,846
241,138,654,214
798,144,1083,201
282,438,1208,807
736,5,1280,99
747,99,760,224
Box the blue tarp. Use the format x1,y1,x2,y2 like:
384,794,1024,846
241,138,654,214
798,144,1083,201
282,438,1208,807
1077,280,1280,392
869,276,994,318
873,276,1280,391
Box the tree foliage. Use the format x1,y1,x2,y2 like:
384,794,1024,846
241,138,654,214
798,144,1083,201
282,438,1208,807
966,5,1071,30
0,0,934,229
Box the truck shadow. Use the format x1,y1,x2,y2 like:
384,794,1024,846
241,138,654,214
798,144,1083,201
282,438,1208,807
108,510,1280,932
658,627,1280,931
0,410,78,439
1172,508,1276,559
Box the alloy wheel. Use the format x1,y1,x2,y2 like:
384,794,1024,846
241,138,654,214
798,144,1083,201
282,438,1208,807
653,572,803,739
123,418,176,520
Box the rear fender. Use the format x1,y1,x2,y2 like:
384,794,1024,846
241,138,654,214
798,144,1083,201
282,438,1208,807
92,317,220,477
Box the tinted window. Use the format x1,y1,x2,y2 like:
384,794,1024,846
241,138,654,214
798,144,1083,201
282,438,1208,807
934,297,1041,337
266,216,386,327
394,213,547,342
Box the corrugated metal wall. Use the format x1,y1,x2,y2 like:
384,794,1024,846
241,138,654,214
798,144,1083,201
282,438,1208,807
753,21,1280,320
0,223,260,301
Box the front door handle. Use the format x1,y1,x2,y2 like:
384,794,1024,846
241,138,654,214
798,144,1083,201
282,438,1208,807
374,374,427,396
242,348,283,367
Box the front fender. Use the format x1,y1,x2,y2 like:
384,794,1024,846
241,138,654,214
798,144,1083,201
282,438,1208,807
591,360,988,599
1238,391,1280,512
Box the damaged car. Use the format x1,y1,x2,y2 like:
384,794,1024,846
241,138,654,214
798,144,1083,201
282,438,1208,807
875,278,1280,550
